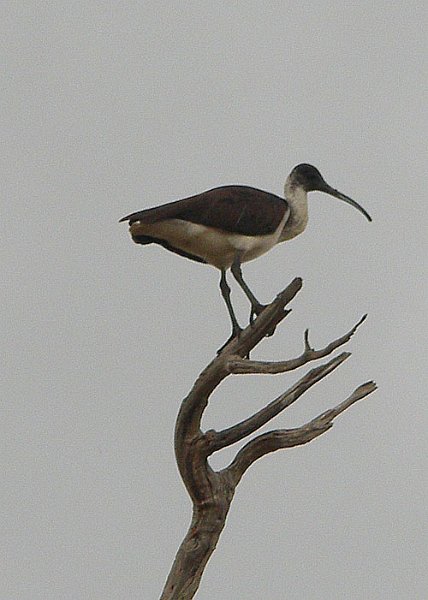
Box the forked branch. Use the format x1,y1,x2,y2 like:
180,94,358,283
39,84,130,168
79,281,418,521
226,314,367,375
206,352,350,453
228,381,377,484
160,279,376,600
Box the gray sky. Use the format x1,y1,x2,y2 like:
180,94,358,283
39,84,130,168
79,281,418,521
2,2,427,599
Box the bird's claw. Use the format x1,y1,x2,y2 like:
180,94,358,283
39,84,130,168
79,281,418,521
249,302,268,325
217,325,243,354
249,302,277,337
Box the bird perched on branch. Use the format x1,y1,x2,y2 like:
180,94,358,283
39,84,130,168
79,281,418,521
120,164,371,349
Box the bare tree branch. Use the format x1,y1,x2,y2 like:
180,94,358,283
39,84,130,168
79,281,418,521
172,278,303,503
159,279,376,599
227,381,377,484
307,381,378,424
226,314,367,375
220,277,303,357
206,352,350,453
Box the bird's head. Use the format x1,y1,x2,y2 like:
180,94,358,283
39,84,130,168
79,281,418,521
288,163,372,222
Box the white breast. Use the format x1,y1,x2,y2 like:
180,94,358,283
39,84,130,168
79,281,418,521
130,213,288,270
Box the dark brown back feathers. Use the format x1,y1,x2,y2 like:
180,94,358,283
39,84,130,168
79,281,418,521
120,186,289,237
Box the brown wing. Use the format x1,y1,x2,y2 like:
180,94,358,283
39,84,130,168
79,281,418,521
120,186,289,237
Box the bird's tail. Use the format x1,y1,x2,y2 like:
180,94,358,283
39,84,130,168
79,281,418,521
119,210,147,224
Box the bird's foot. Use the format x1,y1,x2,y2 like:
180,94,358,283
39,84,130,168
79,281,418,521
249,302,277,337
217,325,243,355
249,302,268,325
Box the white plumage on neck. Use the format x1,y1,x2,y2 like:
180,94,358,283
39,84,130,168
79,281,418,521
279,179,309,241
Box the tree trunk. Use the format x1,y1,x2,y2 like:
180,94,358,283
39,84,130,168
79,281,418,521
160,473,234,599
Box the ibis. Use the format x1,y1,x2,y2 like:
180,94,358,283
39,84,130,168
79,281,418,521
120,164,371,347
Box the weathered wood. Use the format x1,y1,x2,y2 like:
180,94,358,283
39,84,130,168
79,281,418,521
159,279,376,599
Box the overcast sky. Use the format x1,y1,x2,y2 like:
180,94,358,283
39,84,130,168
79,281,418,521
2,2,427,599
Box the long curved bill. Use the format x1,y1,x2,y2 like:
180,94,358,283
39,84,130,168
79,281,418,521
322,183,372,222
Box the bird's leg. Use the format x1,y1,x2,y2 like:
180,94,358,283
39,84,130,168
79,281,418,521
217,269,242,353
231,256,267,324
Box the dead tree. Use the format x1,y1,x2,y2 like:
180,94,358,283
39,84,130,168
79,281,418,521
160,278,376,599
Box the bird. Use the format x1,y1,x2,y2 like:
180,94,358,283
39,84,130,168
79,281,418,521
120,164,371,349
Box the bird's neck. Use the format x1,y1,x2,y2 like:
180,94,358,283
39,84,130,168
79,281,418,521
280,180,309,241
